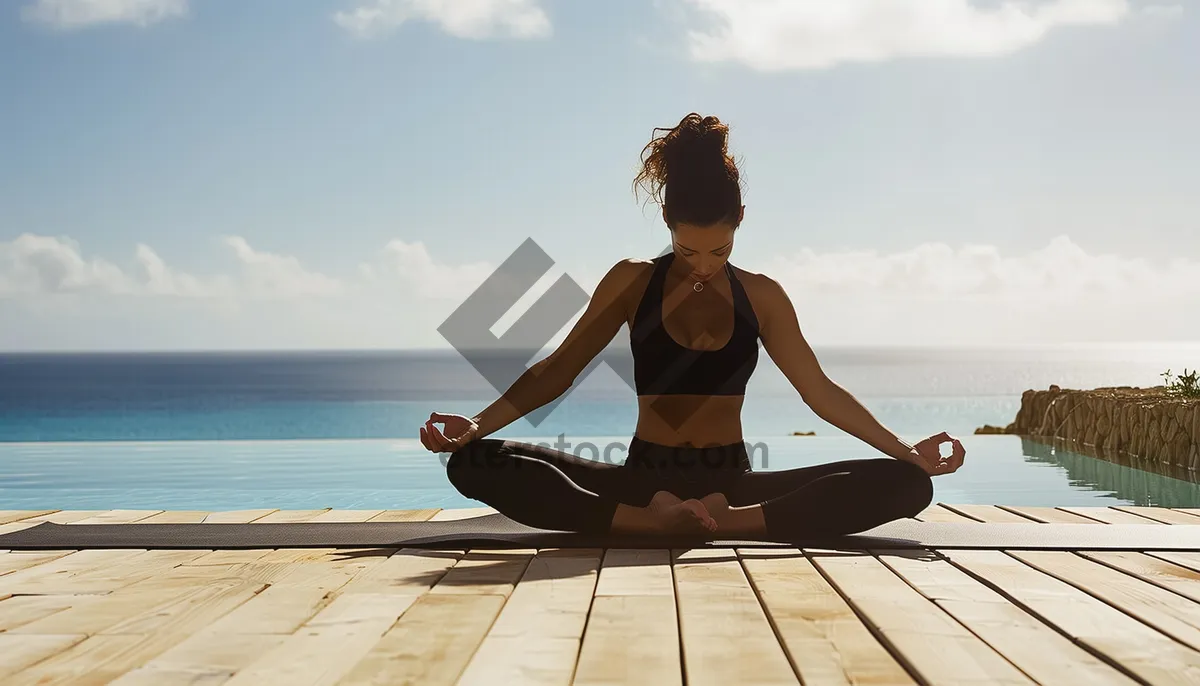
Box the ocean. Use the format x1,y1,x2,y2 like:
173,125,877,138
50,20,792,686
2,345,1199,509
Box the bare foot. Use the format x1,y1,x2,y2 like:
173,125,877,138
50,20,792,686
700,492,766,538
699,492,731,527
648,491,717,535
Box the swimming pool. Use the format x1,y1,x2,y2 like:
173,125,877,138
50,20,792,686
2,434,1198,510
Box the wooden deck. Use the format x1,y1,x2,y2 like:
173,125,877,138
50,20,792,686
3,504,1200,684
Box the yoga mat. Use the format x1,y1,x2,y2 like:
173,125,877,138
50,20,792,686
4,514,1200,550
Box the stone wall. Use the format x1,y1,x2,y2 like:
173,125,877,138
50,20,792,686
976,385,1200,471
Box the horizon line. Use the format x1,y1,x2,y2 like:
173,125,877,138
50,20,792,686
2,341,1200,356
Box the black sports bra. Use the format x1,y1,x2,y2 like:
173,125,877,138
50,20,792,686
629,252,760,396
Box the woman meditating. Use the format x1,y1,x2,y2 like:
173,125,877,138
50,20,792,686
418,113,965,540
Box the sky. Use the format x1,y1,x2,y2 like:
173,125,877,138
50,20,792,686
1,0,1198,351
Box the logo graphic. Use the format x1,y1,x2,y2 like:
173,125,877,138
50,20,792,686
439,238,763,430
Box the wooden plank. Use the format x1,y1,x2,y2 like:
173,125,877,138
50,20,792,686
812,550,1032,685
942,549,1200,684
674,548,798,685
428,549,535,596
366,509,440,522
106,635,286,686
1,551,73,577
3,549,207,596
428,507,497,521
0,595,99,633
10,582,205,636
456,549,600,686
574,595,681,686
996,505,1098,524
221,592,418,686
1058,507,1166,525
139,511,211,524
0,550,146,595
255,510,332,523
914,504,979,523
183,549,274,566
336,549,462,596
878,549,1137,685
488,553,599,630
1079,551,1200,603
0,511,59,525
592,549,674,597
308,510,385,523
1111,506,1200,525
741,548,916,686
0,635,87,681
7,575,266,686
110,551,432,685
941,504,1033,523
202,509,279,523
1010,550,1200,651
70,510,163,524
574,549,681,686
20,511,107,524
338,593,506,686
1148,551,1200,575
244,548,392,593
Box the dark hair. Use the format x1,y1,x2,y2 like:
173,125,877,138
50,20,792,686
633,112,742,228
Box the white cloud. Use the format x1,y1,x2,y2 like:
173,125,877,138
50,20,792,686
221,237,344,298
673,0,1130,71
764,234,1200,302
0,234,136,295
1140,3,1184,17
4,232,1199,348
21,0,188,30
361,239,494,300
334,0,551,40
0,234,342,300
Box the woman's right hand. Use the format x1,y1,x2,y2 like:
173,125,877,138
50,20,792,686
419,412,481,453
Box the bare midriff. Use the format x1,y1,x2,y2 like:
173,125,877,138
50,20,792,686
633,394,746,447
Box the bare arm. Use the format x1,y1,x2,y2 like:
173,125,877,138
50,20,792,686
756,276,918,462
469,259,640,439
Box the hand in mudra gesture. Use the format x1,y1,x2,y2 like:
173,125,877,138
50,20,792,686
908,431,965,475
418,412,481,453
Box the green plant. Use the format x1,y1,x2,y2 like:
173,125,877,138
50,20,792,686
1161,368,1200,398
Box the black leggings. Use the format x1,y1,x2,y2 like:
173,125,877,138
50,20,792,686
445,436,934,539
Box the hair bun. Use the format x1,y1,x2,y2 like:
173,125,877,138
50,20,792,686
633,112,742,227
662,114,729,171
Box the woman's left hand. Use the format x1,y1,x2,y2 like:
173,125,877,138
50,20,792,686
906,431,965,475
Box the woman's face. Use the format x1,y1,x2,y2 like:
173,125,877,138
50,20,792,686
669,206,744,283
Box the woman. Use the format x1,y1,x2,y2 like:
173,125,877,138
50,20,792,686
418,113,965,540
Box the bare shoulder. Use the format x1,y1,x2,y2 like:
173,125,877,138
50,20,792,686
591,257,657,309
730,264,790,319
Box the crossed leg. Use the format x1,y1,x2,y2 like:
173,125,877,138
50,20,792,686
702,458,934,540
445,439,715,535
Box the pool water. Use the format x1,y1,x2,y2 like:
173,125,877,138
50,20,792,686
2,435,1198,510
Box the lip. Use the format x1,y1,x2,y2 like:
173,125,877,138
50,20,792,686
691,271,715,281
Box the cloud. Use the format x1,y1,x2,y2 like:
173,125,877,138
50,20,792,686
4,232,1199,348
334,0,551,39
221,237,344,298
0,234,136,295
1140,3,1184,17
21,0,188,30
672,0,1130,71
764,234,1200,303
0,234,342,300
360,239,494,300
